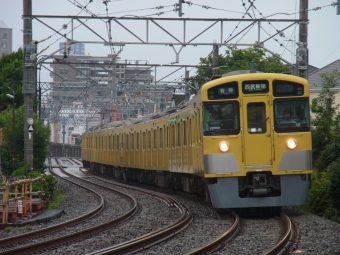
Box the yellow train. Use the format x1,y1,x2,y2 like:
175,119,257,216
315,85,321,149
82,71,312,208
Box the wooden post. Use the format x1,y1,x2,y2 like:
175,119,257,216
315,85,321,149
29,180,32,213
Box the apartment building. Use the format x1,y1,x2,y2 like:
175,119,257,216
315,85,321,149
0,20,12,57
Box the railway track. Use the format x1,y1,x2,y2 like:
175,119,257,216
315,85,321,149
264,212,294,255
79,162,295,255
1,158,297,254
0,158,193,254
203,212,295,255
0,161,138,254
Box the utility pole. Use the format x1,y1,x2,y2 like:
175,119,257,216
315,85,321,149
212,43,219,79
297,0,309,79
23,0,35,169
175,0,184,17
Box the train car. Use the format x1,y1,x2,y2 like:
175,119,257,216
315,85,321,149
82,70,312,209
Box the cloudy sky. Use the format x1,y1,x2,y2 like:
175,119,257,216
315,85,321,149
1,0,339,82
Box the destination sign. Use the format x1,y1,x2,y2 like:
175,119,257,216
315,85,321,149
242,80,269,94
208,81,238,100
218,87,235,95
273,80,304,96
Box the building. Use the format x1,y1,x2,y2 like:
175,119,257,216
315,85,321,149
47,53,155,133
0,20,12,57
50,54,154,84
309,59,340,106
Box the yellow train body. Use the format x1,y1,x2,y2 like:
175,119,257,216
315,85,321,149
82,72,312,208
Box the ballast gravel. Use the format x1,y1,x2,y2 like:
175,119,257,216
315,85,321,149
1,166,339,254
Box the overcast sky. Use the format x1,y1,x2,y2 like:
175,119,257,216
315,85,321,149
1,0,339,82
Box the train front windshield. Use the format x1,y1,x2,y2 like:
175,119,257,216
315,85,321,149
203,102,240,135
274,99,310,132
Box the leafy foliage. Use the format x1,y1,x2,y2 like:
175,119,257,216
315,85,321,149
0,49,50,176
307,171,330,215
187,46,289,91
0,105,51,175
307,70,340,223
0,48,24,112
327,160,340,210
11,165,57,199
311,70,340,166
48,189,65,209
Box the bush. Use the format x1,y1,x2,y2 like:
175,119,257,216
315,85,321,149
11,165,57,200
327,160,340,210
306,171,330,215
48,189,65,209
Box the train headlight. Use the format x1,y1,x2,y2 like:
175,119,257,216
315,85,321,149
219,141,229,152
286,138,297,149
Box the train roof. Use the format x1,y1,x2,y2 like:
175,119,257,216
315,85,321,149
87,101,190,131
221,70,263,77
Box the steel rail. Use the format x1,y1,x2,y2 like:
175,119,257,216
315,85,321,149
0,166,104,248
0,161,138,255
87,197,192,255
185,210,241,255
264,212,293,255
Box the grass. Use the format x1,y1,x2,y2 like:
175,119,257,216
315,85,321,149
48,189,66,209
4,226,15,232
24,225,32,230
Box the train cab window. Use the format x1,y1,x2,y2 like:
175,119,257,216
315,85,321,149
247,103,266,134
274,99,310,132
203,102,240,136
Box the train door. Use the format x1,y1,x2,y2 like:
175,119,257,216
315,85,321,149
242,96,272,166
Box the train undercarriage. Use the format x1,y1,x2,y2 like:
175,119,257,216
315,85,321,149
83,160,211,202
83,161,308,212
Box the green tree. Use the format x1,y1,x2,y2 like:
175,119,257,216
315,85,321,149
306,70,340,222
188,46,290,91
307,171,330,215
311,70,340,169
0,48,24,112
0,106,50,175
328,160,340,211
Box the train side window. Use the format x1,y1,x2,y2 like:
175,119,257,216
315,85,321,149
198,109,201,142
166,126,169,149
177,123,180,148
160,128,163,149
148,131,151,150
143,132,146,150
131,133,134,150
172,125,175,148
188,119,192,146
154,129,157,149
137,132,140,150
247,102,266,134
183,120,187,146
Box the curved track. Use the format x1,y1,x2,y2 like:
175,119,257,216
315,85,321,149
0,158,193,255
